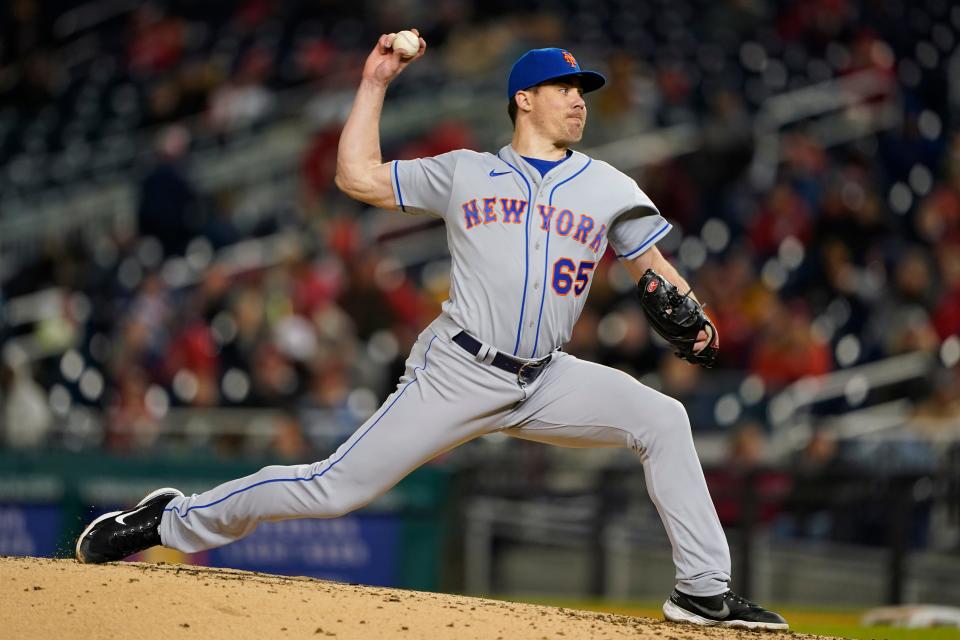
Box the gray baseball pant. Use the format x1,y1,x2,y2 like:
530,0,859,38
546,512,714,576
159,314,731,596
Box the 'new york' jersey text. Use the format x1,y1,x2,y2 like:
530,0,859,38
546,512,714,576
392,145,672,359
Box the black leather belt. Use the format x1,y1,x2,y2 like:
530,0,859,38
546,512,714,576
452,331,552,385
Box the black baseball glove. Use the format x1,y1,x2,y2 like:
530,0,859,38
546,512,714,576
636,269,718,368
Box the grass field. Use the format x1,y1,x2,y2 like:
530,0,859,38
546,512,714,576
506,597,960,640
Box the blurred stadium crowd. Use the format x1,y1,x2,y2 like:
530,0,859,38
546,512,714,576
0,0,958,470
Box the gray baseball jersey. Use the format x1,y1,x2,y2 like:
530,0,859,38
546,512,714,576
392,145,672,359
159,145,732,598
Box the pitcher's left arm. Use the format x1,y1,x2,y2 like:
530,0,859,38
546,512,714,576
621,246,717,354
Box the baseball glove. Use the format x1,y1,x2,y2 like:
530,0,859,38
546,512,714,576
636,269,718,368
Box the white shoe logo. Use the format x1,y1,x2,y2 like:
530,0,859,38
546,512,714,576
688,599,730,619
115,504,151,525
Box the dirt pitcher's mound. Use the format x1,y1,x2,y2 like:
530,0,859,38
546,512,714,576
2,556,826,640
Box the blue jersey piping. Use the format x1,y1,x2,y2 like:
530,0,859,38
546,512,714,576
393,160,406,212
530,157,592,357
617,221,672,259
497,152,533,356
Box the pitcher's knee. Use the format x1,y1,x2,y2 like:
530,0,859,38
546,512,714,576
322,492,375,518
618,396,690,452
641,397,692,440
308,477,386,517
664,398,692,430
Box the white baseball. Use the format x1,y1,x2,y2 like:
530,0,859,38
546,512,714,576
393,30,420,58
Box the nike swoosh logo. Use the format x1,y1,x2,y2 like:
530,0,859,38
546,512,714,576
687,599,730,619
489,169,511,177
115,503,151,525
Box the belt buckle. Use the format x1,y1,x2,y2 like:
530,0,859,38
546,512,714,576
517,356,548,385
517,361,535,385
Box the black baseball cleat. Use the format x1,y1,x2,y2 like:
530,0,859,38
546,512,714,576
663,589,789,630
75,488,183,564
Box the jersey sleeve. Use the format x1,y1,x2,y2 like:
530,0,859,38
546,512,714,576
391,150,463,218
606,180,673,259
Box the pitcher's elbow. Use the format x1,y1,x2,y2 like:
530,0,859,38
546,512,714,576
335,172,362,200
334,171,350,194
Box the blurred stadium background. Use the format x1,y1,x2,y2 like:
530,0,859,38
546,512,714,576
1,0,959,620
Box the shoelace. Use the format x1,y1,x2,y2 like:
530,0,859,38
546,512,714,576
109,513,162,555
723,592,757,609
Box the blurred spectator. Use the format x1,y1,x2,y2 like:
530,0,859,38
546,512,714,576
300,124,343,214
248,341,301,407
932,241,960,339
4,51,60,111
207,47,275,133
110,308,166,388
694,90,754,198
814,164,891,265
868,247,941,355
915,133,960,245
201,191,243,249
164,320,219,402
129,271,174,340
0,0,58,110
218,285,269,376
338,251,401,341
656,62,695,126
726,421,768,470
596,305,660,375
748,181,813,258
564,307,600,360
298,358,356,452
106,367,159,451
289,253,343,319
750,299,832,388
127,4,186,76
709,421,791,527
916,183,960,246
592,52,657,138
137,125,201,257
778,428,845,540
110,270,172,381
697,253,775,369
780,133,828,211
793,428,841,475
272,411,309,461
0,0,50,66
817,238,861,298
177,58,224,118
0,360,52,448
145,78,185,126
909,368,960,438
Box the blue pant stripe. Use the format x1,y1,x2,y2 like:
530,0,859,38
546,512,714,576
165,335,438,519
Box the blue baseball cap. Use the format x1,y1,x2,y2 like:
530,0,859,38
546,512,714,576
507,48,606,100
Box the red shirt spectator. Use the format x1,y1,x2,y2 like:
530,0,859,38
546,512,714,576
750,302,832,388
749,183,813,257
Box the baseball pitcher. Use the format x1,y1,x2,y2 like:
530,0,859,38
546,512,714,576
77,30,786,630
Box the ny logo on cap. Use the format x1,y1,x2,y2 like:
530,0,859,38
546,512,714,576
562,51,577,68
